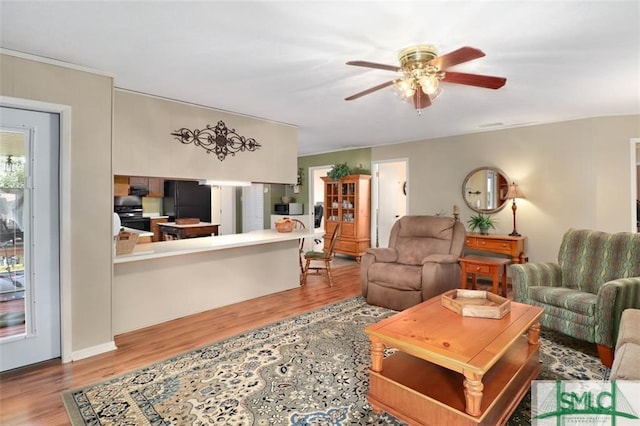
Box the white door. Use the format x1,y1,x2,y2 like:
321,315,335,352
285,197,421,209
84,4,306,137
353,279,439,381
0,107,60,372
372,160,408,248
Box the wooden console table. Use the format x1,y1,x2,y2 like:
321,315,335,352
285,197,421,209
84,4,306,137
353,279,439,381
465,233,527,264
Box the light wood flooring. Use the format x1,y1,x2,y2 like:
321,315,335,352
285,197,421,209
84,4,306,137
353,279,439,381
0,260,510,426
0,263,361,426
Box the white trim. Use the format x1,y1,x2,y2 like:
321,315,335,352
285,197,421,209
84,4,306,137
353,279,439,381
114,88,298,129
307,165,332,228
70,341,117,362
0,96,73,363
631,138,640,232
0,48,116,78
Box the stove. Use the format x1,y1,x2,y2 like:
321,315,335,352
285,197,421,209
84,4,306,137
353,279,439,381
114,195,150,231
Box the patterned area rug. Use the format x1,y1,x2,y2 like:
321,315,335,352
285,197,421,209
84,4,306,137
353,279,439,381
62,297,607,425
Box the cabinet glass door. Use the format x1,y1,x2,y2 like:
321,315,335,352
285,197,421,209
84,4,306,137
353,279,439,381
326,181,339,222
341,181,356,222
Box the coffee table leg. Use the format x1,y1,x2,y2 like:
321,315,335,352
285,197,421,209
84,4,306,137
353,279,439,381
528,321,541,345
463,372,484,416
370,337,384,373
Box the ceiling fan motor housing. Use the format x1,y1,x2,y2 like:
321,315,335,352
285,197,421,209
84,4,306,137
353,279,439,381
398,45,438,72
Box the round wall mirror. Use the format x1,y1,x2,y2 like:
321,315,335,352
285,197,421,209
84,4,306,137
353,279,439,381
462,167,510,214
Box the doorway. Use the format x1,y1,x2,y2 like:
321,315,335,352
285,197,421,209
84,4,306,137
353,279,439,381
308,166,331,249
211,185,236,235
0,107,61,372
242,183,264,232
371,159,408,248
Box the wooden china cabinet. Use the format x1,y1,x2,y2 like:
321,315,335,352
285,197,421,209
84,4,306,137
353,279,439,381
322,174,371,262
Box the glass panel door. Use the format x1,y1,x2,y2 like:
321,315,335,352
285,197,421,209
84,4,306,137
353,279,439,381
1,106,60,372
0,131,25,340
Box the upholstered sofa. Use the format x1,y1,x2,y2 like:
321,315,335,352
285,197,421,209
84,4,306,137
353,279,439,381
361,215,466,311
610,308,640,380
512,228,640,366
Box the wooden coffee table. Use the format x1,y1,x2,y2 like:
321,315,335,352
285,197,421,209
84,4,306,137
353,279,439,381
365,295,543,426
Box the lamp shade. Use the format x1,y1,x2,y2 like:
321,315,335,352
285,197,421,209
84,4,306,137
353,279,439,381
505,183,525,200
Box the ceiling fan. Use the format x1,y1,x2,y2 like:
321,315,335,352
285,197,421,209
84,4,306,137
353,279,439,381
345,45,506,111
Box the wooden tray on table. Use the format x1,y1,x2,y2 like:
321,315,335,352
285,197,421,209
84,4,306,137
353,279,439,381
441,289,511,319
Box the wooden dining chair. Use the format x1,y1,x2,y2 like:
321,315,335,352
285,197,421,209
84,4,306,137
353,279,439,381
289,218,306,275
301,223,341,287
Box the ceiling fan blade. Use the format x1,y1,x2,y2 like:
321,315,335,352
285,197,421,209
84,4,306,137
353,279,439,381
429,46,485,70
413,90,432,109
442,71,507,89
345,80,398,101
346,60,401,72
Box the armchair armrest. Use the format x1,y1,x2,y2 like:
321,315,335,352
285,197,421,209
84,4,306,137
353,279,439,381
421,253,459,265
510,262,563,304
364,247,398,263
595,277,640,348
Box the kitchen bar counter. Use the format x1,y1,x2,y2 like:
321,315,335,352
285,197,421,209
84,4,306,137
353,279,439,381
120,226,154,244
114,228,322,263
112,228,325,334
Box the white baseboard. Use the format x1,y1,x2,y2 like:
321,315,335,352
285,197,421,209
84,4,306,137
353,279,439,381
69,341,117,362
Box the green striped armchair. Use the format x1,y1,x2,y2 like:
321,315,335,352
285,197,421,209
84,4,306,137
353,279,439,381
511,229,640,367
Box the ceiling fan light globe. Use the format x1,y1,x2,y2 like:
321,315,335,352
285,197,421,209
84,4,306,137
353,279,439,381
419,76,439,95
394,78,416,99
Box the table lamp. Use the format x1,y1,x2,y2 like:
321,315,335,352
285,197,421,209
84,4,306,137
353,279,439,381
505,183,525,236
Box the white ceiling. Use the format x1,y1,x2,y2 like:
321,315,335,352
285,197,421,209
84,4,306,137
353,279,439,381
1,1,639,156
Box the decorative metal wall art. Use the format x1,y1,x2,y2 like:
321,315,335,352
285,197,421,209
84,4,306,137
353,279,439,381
171,120,261,161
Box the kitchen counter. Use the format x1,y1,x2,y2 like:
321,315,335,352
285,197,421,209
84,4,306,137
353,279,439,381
113,228,325,334
121,226,154,239
120,226,154,243
114,228,322,263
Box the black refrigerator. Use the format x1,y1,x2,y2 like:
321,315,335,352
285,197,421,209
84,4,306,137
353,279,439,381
163,180,211,223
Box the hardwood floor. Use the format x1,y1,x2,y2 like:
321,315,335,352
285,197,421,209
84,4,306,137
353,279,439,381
0,264,361,426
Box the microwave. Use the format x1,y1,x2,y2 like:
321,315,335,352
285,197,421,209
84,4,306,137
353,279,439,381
274,202,303,215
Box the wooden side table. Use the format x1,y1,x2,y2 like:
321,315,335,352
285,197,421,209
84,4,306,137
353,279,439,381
459,255,511,296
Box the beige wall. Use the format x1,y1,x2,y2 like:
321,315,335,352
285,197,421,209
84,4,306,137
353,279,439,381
113,89,298,183
372,115,640,263
297,148,372,210
1,53,114,354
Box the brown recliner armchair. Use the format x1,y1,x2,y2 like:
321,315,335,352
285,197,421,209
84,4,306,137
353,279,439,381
361,215,466,311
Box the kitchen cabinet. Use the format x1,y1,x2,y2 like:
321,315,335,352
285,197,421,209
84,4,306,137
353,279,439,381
322,174,371,262
150,217,169,242
114,176,129,197
147,177,164,198
128,176,147,188
114,175,164,198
